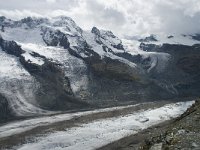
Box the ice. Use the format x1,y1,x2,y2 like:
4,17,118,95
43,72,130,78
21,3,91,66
122,39,171,73
15,101,194,150
0,104,140,138
0,48,30,80
0,48,49,116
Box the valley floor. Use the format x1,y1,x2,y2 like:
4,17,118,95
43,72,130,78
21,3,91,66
0,101,194,150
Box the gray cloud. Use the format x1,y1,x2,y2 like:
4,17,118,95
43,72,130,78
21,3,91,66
152,1,200,34
84,0,126,29
0,0,200,37
0,0,79,11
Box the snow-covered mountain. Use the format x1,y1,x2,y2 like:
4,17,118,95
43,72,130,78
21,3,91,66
0,16,200,123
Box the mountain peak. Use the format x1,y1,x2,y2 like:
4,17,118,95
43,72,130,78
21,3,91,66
91,27,101,36
1,15,200,123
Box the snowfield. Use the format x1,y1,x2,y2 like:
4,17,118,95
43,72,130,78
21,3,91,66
147,33,200,46
0,101,193,150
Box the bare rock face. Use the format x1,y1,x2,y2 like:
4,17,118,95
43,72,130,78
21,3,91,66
90,57,139,81
139,34,158,42
0,36,24,57
20,57,88,111
42,27,70,48
177,55,200,75
0,94,13,123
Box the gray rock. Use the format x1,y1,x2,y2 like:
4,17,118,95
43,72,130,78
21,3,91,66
150,143,163,150
192,142,198,148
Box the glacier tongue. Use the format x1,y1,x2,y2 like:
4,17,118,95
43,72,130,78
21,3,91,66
0,49,50,116
14,101,194,150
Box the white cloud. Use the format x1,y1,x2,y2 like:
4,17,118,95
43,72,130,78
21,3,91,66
0,0,200,37
46,0,56,3
0,10,43,20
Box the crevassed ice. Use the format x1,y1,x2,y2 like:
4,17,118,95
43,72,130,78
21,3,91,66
16,101,194,150
0,49,50,116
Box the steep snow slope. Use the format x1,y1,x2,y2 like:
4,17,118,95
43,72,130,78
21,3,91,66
83,30,137,68
50,16,83,36
0,48,50,116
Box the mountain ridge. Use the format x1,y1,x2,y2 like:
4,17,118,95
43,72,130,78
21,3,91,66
0,16,200,123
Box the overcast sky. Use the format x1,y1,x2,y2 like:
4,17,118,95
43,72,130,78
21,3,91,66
0,0,200,37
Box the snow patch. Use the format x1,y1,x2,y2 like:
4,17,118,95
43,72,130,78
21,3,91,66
22,52,44,65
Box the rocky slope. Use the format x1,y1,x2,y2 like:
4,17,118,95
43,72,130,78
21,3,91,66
142,100,200,150
97,100,199,150
0,16,200,123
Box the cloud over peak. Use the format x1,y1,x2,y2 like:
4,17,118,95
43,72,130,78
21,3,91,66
0,0,200,37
